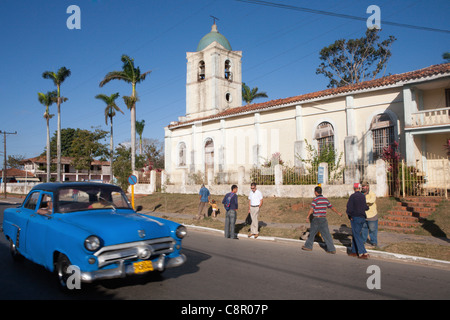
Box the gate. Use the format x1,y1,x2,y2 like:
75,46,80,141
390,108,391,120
386,154,449,198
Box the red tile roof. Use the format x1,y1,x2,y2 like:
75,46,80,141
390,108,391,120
0,168,36,178
23,156,110,166
168,62,450,128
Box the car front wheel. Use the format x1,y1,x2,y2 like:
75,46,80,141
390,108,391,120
55,253,76,292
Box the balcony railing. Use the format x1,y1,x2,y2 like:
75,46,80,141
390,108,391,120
410,107,450,128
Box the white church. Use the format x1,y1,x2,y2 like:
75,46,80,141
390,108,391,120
164,22,450,191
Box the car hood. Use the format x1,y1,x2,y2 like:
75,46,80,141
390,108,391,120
59,210,171,245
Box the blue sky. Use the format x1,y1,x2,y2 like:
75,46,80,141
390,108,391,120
0,0,449,167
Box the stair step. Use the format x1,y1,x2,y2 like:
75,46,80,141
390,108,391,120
387,210,432,218
403,197,442,203
378,219,421,229
379,225,417,234
384,215,420,222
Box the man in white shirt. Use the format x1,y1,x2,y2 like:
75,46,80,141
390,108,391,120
248,182,263,238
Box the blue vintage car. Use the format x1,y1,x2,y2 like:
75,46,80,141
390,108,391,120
1,182,187,290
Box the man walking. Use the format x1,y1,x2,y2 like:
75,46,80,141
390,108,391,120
222,185,239,239
248,182,263,239
196,184,210,220
346,183,370,259
302,186,342,253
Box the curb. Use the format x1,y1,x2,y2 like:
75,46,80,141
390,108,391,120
185,224,450,269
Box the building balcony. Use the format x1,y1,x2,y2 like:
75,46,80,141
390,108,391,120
408,107,450,133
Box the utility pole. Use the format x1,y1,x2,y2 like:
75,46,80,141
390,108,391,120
1,130,17,198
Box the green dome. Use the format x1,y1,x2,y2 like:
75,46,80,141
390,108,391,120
196,23,232,52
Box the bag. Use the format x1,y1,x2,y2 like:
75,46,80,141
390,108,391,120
245,213,252,225
224,193,235,211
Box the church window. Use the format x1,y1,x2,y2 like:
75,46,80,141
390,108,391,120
225,92,232,103
371,113,394,160
198,61,205,81
314,122,335,156
224,60,232,81
178,142,186,167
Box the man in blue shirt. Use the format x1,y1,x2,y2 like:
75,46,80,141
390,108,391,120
346,183,370,259
195,184,210,220
222,185,239,239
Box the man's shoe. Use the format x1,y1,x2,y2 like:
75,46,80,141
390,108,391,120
347,252,358,257
301,246,312,251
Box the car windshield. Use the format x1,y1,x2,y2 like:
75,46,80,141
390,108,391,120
55,186,132,213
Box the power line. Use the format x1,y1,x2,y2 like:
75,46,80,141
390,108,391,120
235,0,450,34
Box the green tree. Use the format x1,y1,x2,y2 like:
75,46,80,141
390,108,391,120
46,128,78,158
99,55,151,172
141,138,164,170
296,139,344,183
95,92,124,179
37,90,57,182
316,29,396,88
70,129,109,176
242,82,268,105
113,144,145,190
443,52,450,63
42,67,71,181
135,119,145,155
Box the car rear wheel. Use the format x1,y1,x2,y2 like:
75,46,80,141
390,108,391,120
9,238,23,261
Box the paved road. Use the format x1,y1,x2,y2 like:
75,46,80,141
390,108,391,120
1,201,449,302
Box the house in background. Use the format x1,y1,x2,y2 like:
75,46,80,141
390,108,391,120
0,168,39,183
22,156,111,182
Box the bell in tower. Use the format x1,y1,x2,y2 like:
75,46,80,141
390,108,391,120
184,22,242,121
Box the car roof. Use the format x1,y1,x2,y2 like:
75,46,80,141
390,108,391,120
31,182,123,193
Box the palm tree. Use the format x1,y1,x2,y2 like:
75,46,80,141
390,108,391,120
99,54,151,171
135,120,145,155
242,82,268,105
42,67,71,182
38,91,57,182
95,92,124,180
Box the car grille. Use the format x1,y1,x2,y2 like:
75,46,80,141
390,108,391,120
94,237,175,268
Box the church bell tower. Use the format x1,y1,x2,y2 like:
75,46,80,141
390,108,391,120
184,22,242,121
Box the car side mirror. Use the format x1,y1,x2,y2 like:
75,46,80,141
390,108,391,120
135,205,143,212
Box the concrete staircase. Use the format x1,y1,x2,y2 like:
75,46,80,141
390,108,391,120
379,197,442,233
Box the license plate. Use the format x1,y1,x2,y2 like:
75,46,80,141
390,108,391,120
134,260,153,274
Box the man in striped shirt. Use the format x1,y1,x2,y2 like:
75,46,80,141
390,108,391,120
302,186,342,253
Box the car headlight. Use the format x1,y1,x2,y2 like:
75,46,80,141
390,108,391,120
84,235,101,251
175,225,187,239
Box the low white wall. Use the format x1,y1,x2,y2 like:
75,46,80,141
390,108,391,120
0,182,38,195
163,183,379,198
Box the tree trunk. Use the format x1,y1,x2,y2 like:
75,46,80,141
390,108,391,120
46,117,51,182
57,98,61,182
131,83,136,172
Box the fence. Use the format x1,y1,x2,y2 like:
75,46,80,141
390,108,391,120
385,153,449,198
251,162,376,186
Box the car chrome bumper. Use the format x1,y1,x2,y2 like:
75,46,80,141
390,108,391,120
79,253,187,283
